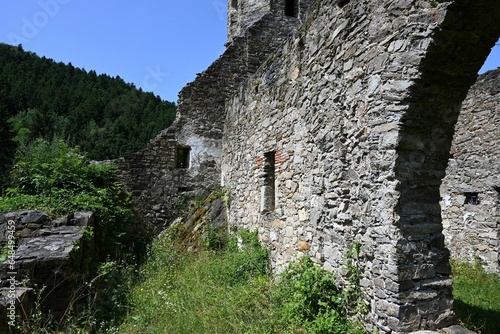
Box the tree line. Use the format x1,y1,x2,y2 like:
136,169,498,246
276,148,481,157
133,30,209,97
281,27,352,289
0,43,177,187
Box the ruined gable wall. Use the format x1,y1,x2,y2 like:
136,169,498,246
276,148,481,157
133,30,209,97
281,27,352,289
228,0,271,40
222,0,455,331
441,68,500,273
116,14,302,229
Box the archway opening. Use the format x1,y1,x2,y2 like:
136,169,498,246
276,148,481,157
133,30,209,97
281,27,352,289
440,40,500,275
394,0,500,330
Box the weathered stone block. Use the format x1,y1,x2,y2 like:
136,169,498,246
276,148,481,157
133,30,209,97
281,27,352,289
0,211,93,326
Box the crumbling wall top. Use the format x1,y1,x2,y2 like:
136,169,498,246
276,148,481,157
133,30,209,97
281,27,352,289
227,0,315,42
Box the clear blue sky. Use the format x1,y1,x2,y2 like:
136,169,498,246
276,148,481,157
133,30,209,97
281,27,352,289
0,0,228,103
0,1,498,103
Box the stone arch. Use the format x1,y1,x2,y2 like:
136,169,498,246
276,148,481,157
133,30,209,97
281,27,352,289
393,0,500,330
213,0,500,332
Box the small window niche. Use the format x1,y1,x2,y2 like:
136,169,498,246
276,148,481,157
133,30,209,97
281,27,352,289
464,192,480,205
260,151,276,213
231,0,237,9
336,0,351,8
175,146,191,169
285,0,298,17
178,186,189,193
493,186,500,201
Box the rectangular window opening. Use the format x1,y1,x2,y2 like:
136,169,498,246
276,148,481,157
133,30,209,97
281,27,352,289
337,0,351,7
464,192,480,205
176,146,191,169
231,0,237,9
178,187,189,193
285,0,298,17
261,151,276,212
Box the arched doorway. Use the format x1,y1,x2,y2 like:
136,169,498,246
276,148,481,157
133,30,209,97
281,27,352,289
394,0,500,330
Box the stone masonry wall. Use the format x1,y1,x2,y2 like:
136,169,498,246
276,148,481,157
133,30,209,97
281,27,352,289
227,0,315,42
222,0,500,332
112,0,500,331
116,13,305,230
441,68,500,273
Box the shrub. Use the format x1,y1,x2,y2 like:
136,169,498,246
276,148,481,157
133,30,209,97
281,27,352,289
0,138,132,260
274,255,365,334
219,229,271,286
0,138,136,332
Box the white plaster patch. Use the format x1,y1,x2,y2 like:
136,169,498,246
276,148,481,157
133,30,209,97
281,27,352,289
185,136,221,169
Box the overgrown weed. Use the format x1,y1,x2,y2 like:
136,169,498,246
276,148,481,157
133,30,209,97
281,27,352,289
118,229,367,334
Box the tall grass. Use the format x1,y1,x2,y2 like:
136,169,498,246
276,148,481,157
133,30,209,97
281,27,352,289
117,230,365,334
118,230,275,333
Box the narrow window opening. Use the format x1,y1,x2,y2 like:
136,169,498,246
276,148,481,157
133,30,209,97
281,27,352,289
464,192,480,205
336,0,351,8
176,146,191,169
261,151,276,212
298,36,305,50
231,0,237,9
285,0,298,17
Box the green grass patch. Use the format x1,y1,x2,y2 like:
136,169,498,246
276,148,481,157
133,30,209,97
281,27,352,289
119,230,275,334
451,260,500,334
118,230,366,334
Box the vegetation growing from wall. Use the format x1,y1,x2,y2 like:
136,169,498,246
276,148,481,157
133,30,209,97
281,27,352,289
0,43,177,188
451,260,500,334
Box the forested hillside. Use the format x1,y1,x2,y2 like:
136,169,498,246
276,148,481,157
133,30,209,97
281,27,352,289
0,43,177,183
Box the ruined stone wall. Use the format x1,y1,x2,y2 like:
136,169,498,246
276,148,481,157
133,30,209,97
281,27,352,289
223,1,449,330
116,14,303,230
222,0,500,332
112,0,500,331
441,68,500,273
0,211,93,322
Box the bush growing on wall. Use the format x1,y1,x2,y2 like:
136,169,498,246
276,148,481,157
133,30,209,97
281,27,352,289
0,138,139,331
